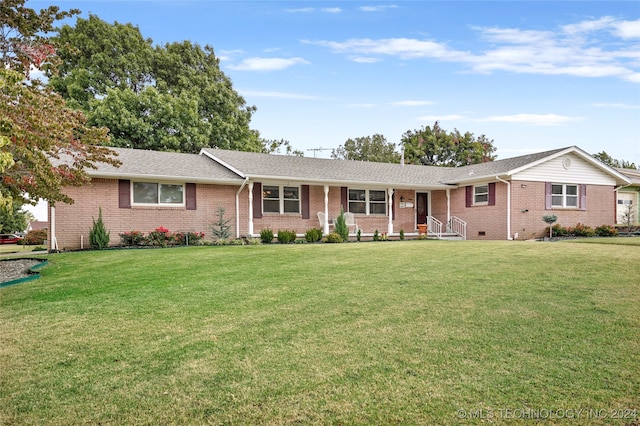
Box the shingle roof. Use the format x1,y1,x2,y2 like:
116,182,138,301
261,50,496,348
91,147,243,183
201,148,453,188
616,168,640,185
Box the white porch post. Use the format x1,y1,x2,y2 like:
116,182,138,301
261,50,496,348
387,187,394,235
248,182,254,236
446,188,451,225
323,185,330,235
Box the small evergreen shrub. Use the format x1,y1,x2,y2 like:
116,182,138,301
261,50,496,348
305,228,323,243
399,229,405,241
324,232,343,243
356,229,361,242
595,224,618,237
210,206,232,241
260,228,274,244
89,208,110,249
373,229,380,241
277,229,297,244
334,208,349,242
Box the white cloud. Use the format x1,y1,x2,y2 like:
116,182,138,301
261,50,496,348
351,56,381,63
479,114,583,126
322,7,342,14
228,57,309,71
391,100,435,107
306,16,639,82
285,7,314,13
359,5,399,12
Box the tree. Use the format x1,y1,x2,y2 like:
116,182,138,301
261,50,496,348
0,1,120,207
0,202,32,233
332,134,401,163
593,151,638,169
50,16,262,154
262,139,304,156
401,121,497,166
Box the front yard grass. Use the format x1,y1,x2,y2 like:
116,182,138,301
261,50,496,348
1,241,639,425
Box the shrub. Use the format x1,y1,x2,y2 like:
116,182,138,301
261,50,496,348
277,229,297,244
373,229,380,241
305,228,323,243
22,229,47,245
334,207,349,242
324,232,343,243
399,229,405,241
569,223,595,237
89,208,110,249
120,230,145,246
551,224,569,237
595,224,618,237
260,228,274,244
147,226,172,247
356,229,361,242
210,206,232,241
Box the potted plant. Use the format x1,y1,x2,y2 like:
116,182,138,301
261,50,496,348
417,223,428,235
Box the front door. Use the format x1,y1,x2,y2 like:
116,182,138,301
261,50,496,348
416,192,429,225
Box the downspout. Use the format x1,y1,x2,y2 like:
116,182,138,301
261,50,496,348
49,205,57,252
235,177,249,239
446,188,451,226
495,176,512,240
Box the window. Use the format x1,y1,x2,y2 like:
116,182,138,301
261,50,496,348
552,184,578,208
133,182,184,205
348,189,387,215
474,185,489,205
263,185,300,214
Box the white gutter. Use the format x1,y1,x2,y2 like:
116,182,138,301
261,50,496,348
235,177,249,239
495,176,512,240
49,205,57,252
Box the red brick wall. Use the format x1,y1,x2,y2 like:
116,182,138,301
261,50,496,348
511,180,615,240
450,182,509,240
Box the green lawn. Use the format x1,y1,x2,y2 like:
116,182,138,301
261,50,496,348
1,241,639,425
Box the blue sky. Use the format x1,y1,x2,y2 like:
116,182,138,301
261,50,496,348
28,0,640,163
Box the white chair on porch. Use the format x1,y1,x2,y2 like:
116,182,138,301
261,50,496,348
344,212,357,234
317,211,333,231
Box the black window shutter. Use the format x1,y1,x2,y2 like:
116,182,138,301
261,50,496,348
465,186,472,208
185,183,196,210
301,185,310,219
488,182,496,206
341,187,348,211
253,182,262,219
119,179,131,208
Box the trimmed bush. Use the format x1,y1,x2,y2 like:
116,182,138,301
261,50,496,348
22,229,47,245
260,228,274,244
595,224,618,237
305,228,323,243
569,223,595,237
334,208,348,242
324,232,343,243
277,229,297,244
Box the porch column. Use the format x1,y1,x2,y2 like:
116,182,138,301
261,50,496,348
387,187,394,235
248,182,254,236
446,188,451,225
323,185,330,235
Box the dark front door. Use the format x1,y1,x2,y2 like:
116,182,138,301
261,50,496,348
416,192,428,225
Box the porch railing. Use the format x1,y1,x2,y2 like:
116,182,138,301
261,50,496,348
449,216,467,240
427,216,442,239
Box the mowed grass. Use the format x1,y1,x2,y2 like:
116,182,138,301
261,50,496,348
1,241,639,425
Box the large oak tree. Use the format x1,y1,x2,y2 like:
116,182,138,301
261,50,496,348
49,15,262,154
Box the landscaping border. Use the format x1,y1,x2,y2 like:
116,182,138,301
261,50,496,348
0,259,49,288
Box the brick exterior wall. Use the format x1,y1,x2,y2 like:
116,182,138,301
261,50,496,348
50,178,618,249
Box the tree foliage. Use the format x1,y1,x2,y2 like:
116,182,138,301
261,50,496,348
0,1,119,207
401,122,497,167
262,139,304,156
332,134,401,163
0,202,32,233
49,15,261,154
593,151,637,169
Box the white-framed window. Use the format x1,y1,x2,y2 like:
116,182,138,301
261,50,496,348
474,185,489,205
552,184,578,208
348,189,387,215
263,185,300,214
133,182,184,205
